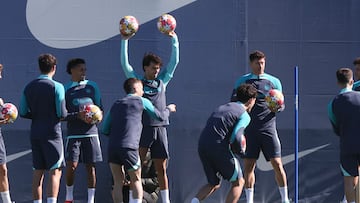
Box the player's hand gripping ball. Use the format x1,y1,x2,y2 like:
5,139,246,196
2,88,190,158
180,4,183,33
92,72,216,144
0,103,18,123
119,16,139,36
83,104,103,124
157,14,176,34
265,89,284,112
231,134,246,155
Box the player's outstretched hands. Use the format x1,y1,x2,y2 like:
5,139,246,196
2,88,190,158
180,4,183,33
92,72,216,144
166,31,176,38
268,106,279,113
121,33,135,40
167,104,176,112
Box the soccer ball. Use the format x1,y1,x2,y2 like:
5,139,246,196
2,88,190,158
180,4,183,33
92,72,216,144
119,16,139,36
231,134,246,155
157,14,176,34
265,89,284,111
0,103,18,123
83,104,103,124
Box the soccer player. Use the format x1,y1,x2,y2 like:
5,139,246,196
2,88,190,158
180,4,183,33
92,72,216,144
231,50,290,203
19,54,67,203
101,78,176,203
328,68,360,203
191,84,257,203
341,58,360,203
63,58,103,203
352,57,360,91
0,64,14,203
120,30,179,203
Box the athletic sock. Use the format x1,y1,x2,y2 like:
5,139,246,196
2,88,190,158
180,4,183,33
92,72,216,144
33,200,42,203
65,185,74,201
278,186,289,202
0,191,12,203
190,197,200,203
129,190,134,202
160,189,170,203
129,199,142,203
46,197,57,203
245,188,254,203
88,188,95,203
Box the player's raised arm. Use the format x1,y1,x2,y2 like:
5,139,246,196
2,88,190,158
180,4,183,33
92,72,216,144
120,36,139,79
158,31,179,87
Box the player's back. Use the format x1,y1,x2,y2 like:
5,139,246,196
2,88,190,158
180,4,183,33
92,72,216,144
23,77,63,139
332,91,360,152
108,95,145,149
199,102,246,148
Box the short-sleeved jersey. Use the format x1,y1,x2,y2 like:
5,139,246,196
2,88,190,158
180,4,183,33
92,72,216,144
328,88,360,153
120,35,179,127
198,102,251,149
20,75,67,139
101,95,170,150
64,80,102,137
232,73,283,131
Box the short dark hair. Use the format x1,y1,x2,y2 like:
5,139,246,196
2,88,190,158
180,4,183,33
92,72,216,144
123,78,142,94
336,68,353,85
142,53,162,71
38,54,57,74
353,57,360,65
66,58,86,74
235,84,257,103
249,50,266,62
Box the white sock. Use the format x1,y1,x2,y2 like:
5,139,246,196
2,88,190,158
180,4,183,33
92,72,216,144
47,197,57,203
190,197,200,203
0,191,12,203
278,186,289,202
160,189,170,203
129,199,142,203
245,188,254,203
66,185,74,201
88,188,95,203
33,200,42,203
129,190,134,201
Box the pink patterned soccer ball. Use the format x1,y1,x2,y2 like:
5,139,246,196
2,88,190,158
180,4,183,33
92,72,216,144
265,89,284,111
1,103,18,123
83,104,103,124
157,14,176,34
119,16,139,36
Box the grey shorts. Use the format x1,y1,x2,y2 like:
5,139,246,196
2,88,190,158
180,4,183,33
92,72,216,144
65,136,103,163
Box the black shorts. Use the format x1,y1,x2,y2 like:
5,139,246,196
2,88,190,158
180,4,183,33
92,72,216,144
108,148,140,171
65,135,103,164
31,137,65,170
139,126,169,159
243,128,281,161
198,145,243,186
340,151,360,177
